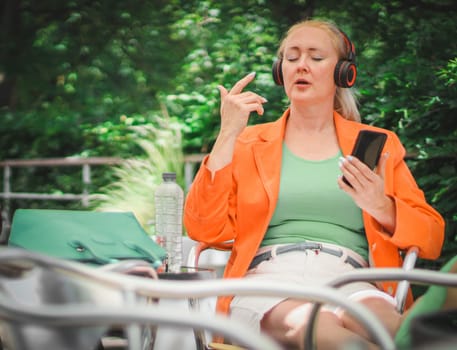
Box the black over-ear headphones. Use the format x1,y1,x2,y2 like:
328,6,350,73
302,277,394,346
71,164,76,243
272,29,357,88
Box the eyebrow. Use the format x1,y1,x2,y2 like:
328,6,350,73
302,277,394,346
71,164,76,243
284,46,324,55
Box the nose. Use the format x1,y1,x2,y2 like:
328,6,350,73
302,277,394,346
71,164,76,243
296,55,310,72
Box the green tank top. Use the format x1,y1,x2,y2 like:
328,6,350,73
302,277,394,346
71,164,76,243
261,143,368,260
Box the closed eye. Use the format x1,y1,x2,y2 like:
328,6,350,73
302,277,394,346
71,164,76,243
286,56,324,62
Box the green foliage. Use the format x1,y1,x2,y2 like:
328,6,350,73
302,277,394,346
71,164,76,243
0,0,190,160
1,0,456,268
163,1,285,153
403,57,457,265
91,115,184,233
340,2,457,267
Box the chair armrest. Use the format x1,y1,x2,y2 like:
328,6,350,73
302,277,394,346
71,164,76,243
187,241,233,268
395,246,419,313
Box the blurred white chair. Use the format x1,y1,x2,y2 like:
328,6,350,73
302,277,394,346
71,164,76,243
0,246,403,350
0,247,280,350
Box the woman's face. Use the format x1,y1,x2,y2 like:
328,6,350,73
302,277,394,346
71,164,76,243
281,25,339,107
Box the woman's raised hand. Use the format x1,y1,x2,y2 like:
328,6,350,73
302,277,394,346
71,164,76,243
217,72,268,140
206,73,268,172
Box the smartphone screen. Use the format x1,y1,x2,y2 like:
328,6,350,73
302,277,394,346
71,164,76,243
343,130,387,186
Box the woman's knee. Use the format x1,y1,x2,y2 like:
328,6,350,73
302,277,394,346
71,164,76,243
262,300,348,350
343,297,401,339
261,299,307,342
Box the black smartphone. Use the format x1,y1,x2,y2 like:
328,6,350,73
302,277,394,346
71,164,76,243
342,130,387,186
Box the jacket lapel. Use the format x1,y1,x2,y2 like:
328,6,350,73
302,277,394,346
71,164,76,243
252,110,289,218
334,111,362,155
251,110,361,217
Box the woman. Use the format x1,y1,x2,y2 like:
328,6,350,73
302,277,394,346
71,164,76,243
184,19,445,349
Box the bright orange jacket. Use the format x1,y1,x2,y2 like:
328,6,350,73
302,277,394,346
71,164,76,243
184,109,445,316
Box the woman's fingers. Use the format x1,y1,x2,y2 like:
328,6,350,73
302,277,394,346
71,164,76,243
339,156,374,188
216,72,268,141
377,152,389,179
236,91,268,114
229,72,257,95
218,84,228,99
245,100,265,116
219,75,267,117
338,153,395,231
338,155,387,209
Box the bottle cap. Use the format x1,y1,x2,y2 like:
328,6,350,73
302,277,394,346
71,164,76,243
162,172,177,181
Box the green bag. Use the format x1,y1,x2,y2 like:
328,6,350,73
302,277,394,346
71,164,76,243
8,209,166,268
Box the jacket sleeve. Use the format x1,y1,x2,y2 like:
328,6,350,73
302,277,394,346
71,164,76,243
365,132,445,260
184,155,238,244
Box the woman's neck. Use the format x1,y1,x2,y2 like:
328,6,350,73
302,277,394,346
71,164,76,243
288,104,335,133
285,104,339,161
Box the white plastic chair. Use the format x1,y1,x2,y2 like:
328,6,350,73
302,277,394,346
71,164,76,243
187,241,419,312
0,247,400,350
0,247,278,350
186,240,420,349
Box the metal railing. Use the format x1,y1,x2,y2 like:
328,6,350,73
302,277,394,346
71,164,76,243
0,157,123,206
0,155,205,239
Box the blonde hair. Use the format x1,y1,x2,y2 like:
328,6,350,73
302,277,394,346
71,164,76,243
277,19,360,122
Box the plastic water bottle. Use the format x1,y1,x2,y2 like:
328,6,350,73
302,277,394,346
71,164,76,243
154,172,184,273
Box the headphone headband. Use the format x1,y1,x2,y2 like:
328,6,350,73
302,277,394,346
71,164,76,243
272,27,357,88
338,29,356,63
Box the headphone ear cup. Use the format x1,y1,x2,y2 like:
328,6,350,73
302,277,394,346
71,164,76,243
334,60,357,88
272,59,284,86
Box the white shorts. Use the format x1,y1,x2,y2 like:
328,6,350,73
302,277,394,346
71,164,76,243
229,242,397,332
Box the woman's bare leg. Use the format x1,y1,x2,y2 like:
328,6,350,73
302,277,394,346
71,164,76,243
341,297,401,340
261,299,379,350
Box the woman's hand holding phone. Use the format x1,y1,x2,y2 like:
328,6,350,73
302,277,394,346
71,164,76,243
339,129,387,194
342,130,387,186
338,130,396,234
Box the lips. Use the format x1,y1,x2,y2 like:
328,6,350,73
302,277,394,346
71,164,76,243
294,78,310,85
